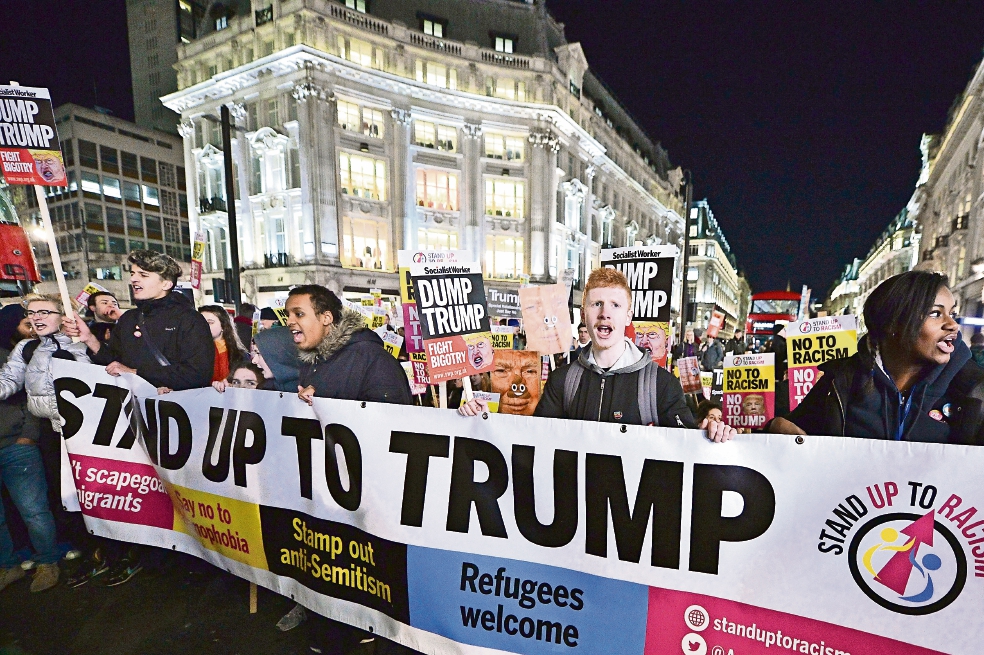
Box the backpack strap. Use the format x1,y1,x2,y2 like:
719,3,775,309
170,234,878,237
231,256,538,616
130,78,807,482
562,361,585,417
21,339,40,366
637,362,660,426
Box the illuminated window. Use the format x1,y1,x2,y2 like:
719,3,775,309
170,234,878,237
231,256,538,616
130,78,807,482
337,36,378,69
415,60,457,90
486,78,526,102
494,37,513,53
485,235,524,280
102,177,121,200
485,179,524,218
337,100,360,131
418,228,458,250
415,169,458,211
345,0,366,12
339,153,386,201
341,217,391,271
362,107,385,138
143,185,160,207
484,132,524,161
422,19,444,38
413,121,456,151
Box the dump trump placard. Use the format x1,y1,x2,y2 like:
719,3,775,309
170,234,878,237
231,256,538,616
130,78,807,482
0,85,67,186
786,315,858,410
723,353,775,430
410,257,493,382
600,245,677,323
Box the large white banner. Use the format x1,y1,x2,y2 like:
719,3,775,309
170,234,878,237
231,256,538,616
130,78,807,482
51,361,982,655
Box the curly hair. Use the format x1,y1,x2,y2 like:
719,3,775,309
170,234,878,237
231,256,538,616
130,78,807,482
128,249,182,287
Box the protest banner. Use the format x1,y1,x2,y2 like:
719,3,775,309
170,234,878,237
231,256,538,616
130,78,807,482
74,281,109,309
398,249,471,304
401,362,428,396
409,352,430,386
706,309,726,339
601,245,676,366
410,256,493,383
402,303,424,353
472,391,500,413
0,85,66,186
273,307,289,327
378,330,404,358
486,287,522,320
489,350,542,416
52,358,984,655
519,285,572,355
190,231,206,290
678,356,703,394
723,353,776,430
787,316,858,410
490,325,515,350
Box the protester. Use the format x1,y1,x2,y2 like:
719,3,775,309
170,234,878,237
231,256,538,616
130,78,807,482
65,250,215,584
0,295,95,592
459,269,734,442
725,329,747,356
259,307,278,331
771,322,789,416
673,328,699,361
234,303,257,348
86,291,121,347
971,332,984,367
0,304,60,594
252,326,300,392
286,284,412,654
211,362,265,392
696,400,724,424
699,334,725,372
67,250,215,393
768,271,984,444
199,305,249,383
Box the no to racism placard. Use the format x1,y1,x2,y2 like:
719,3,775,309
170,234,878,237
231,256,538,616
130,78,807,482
601,246,676,367
0,85,67,186
787,316,858,410
410,256,492,382
52,359,984,655
723,353,776,430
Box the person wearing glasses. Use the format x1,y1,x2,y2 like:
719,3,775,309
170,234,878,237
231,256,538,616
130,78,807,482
0,294,92,592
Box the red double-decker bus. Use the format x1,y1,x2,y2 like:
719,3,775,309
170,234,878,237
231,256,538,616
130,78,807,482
745,290,801,345
0,223,39,297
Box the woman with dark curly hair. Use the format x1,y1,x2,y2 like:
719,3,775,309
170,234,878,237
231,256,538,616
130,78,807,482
768,270,984,444
199,305,249,383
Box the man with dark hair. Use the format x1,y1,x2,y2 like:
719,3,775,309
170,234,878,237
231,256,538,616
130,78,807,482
64,250,215,585
234,303,257,348
68,250,214,392
285,284,411,654
86,291,120,346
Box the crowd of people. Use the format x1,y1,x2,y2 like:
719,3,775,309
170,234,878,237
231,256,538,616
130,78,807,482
0,246,980,653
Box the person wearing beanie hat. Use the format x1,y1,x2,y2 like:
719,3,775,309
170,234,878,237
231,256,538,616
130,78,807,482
259,307,278,331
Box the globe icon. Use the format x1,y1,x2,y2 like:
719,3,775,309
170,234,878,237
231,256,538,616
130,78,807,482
688,609,706,628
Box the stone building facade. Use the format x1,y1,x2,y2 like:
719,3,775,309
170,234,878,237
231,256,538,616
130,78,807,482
161,0,687,308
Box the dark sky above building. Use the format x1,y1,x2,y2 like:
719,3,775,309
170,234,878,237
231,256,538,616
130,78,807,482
2,1,983,294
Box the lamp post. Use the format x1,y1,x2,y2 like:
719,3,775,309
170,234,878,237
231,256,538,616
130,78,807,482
678,170,694,345
219,104,242,312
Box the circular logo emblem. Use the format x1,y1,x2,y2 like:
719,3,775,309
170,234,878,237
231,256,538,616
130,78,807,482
848,512,966,615
684,605,709,632
799,321,812,333
680,633,706,655
412,252,426,263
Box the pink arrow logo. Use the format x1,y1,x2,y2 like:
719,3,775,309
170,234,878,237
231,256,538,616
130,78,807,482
873,510,935,595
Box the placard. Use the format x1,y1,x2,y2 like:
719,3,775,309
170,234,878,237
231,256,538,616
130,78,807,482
723,353,775,430
0,85,67,186
519,284,572,355
786,316,858,410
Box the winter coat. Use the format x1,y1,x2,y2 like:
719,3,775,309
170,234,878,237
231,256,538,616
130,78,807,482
672,341,699,362
298,309,412,405
254,326,300,392
780,336,984,445
971,345,984,369
535,339,696,428
724,337,746,356
699,338,725,372
0,346,39,450
0,333,90,426
90,292,214,391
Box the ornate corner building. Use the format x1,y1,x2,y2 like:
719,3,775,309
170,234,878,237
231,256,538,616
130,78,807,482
161,0,688,306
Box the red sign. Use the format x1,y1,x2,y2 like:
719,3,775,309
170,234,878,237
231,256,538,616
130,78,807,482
0,86,66,187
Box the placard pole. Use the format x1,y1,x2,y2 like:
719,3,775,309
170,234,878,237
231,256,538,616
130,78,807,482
439,381,448,409
33,185,77,340
462,375,474,402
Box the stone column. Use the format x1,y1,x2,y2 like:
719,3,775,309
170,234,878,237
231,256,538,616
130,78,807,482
581,165,595,284
177,118,203,304
528,127,559,280
390,108,412,264
462,122,483,262
293,80,339,265
227,102,256,268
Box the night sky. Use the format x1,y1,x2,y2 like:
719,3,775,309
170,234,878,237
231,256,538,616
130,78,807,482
3,1,984,295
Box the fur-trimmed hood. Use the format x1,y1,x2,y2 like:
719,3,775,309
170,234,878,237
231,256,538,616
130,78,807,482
298,309,367,365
